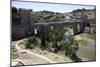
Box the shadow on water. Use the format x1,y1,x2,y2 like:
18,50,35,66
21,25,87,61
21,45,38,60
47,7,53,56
70,54,82,62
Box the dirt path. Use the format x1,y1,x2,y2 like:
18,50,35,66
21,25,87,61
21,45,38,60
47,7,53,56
15,39,56,65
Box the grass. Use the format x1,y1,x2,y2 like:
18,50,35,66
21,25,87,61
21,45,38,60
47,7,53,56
11,45,18,59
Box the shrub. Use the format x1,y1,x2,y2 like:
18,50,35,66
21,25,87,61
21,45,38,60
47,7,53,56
25,37,39,49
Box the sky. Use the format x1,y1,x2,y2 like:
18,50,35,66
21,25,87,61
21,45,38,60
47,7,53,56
12,0,95,13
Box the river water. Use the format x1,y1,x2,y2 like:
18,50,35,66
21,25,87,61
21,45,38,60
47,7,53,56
76,37,96,61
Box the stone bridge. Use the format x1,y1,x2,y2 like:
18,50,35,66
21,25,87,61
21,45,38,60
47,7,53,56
12,20,95,40
31,20,95,35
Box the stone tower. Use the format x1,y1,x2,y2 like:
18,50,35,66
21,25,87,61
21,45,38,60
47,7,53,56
19,8,33,36
12,8,33,40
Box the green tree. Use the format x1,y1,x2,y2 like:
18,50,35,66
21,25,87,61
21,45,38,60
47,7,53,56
62,29,79,57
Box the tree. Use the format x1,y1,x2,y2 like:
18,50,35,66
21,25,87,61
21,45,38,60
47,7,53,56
12,7,17,13
82,8,86,11
47,28,67,53
63,29,79,57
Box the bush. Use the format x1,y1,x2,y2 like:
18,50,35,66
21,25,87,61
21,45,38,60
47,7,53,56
25,37,39,49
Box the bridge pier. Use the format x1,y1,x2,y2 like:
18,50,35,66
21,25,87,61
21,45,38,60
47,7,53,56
72,23,80,35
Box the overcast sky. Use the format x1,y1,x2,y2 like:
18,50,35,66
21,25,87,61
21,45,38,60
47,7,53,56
12,0,95,13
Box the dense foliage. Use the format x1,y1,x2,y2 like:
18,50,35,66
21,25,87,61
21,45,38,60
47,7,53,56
25,36,39,49
25,27,79,57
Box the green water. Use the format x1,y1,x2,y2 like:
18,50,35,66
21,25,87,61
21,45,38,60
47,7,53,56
76,39,96,61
